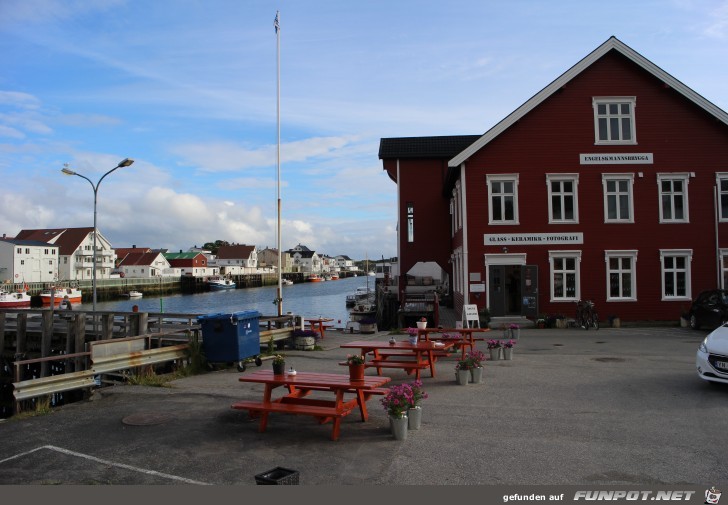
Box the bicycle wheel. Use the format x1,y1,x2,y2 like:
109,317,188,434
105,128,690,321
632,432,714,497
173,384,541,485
592,314,599,330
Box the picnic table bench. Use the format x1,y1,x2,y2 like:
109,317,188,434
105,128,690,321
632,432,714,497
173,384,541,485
233,370,391,441
340,340,455,380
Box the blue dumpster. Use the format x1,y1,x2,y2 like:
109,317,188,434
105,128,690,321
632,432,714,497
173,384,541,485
197,310,261,371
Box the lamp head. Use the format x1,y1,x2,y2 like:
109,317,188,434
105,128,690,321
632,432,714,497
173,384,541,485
61,164,76,176
117,158,134,168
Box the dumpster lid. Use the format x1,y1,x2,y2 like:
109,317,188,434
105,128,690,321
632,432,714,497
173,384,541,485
197,310,260,322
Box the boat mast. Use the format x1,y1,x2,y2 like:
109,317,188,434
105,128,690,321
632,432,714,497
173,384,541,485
275,10,283,316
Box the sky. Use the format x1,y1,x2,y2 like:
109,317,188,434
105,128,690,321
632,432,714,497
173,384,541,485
1,1,727,262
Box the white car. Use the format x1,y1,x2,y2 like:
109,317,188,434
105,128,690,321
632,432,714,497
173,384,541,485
696,323,728,384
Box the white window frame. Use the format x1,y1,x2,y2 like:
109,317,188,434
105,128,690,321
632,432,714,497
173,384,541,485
604,250,638,301
716,173,728,222
546,173,579,224
720,249,728,289
659,249,692,300
548,250,581,302
592,96,637,145
486,174,519,225
602,173,635,223
656,173,690,223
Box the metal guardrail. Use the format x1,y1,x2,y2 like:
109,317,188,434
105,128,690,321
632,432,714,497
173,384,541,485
12,333,189,403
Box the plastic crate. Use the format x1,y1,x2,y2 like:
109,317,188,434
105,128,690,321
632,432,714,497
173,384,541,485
254,467,299,485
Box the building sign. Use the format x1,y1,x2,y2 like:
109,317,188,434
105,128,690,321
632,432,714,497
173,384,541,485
580,153,653,164
485,233,584,245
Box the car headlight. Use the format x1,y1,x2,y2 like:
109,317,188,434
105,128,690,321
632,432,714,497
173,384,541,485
699,337,708,353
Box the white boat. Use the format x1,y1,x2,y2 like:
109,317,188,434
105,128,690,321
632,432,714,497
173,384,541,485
0,289,31,308
40,287,82,306
208,277,236,290
282,279,293,286
346,286,374,307
123,290,143,299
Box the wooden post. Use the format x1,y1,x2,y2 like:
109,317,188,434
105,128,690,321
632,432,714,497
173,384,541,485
101,313,114,340
40,310,53,377
74,314,86,371
16,312,27,358
0,312,6,358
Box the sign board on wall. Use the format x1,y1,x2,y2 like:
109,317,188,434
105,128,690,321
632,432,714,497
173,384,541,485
579,153,653,164
485,233,584,245
469,283,485,292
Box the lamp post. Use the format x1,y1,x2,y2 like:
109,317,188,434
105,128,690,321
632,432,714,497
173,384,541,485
62,158,134,321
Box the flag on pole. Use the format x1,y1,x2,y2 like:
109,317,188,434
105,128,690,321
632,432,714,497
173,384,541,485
274,11,279,33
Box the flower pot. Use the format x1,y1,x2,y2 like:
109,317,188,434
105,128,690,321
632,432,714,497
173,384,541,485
416,321,427,329
510,328,520,339
389,414,408,440
348,363,365,382
408,406,422,430
408,335,418,345
470,366,484,384
503,348,513,360
272,361,285,375
455,369,470,385
489,348,501,361
294,336,315,350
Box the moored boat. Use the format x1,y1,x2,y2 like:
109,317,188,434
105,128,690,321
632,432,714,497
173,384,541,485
307,274,322,282
40,287,82,306
0,289,31,308
282,279,293,286
208,277,236,290
345,286,374,307
122,290,143,299
330,273,339,280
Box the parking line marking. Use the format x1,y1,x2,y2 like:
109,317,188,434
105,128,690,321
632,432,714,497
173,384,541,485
0,445,210,485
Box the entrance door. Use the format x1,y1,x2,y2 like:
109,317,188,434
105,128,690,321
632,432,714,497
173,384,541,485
488,265,522,316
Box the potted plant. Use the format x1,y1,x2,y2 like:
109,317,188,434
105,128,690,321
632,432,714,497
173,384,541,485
292,328,319,350
406,327,419,345
466,349,486,383
478,306,491,328
346,354,366,381
358,316,378,334
380,384,413,440
536,316,546,329
508,323,520,339
272,354,285,375
502,339,515,360
416,317,428,330
407,380,428,430
454,358,472,385
487,339,502,361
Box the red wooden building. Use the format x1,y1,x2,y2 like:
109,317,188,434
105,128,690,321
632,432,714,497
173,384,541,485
379,37,728,324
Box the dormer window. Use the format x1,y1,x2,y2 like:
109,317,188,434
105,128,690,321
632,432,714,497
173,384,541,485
593,97,636,144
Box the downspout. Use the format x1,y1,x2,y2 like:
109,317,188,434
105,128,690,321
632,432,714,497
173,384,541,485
397,159,404,303
460,162,469,307
715,183,721,287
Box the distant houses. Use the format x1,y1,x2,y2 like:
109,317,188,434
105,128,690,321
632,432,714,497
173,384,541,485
0,228,367,281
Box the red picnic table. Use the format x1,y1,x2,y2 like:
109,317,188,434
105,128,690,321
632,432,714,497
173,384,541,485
416,327,491,359
339,339,456,380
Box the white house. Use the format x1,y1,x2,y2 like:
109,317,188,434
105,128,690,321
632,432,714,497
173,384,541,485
287,244,321,273
14,227,117,282
116,251,175,278
336,255,359,273
215,244,258,275
0,237,59,284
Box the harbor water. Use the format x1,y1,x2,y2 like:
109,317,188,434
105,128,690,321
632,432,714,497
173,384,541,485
77,275,374,328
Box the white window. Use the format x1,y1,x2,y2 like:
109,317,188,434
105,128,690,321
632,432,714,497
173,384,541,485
657,173,690,223
487,174,519,225
716,174,728,222
605,250,637,301
549,251,581,301
546,174,579,223
721,249,728,289
602,174,635,223
660,249,692,300
593,97,636,144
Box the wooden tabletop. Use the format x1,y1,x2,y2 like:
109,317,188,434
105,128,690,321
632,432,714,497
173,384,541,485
238,369,389,389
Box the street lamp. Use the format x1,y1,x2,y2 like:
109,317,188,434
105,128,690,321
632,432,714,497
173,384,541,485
61,158,134,321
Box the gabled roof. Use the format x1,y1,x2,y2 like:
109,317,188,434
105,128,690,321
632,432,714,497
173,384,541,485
216,244,255,260
164,252,204,261
378,135,481,160
449,36,728,167
15,227,96,255
117,251,166,267
0,238,59,248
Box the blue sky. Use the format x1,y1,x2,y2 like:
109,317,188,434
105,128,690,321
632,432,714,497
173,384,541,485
1,0,726,261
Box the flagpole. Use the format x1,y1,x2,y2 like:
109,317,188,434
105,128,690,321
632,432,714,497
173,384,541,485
275,10,283,317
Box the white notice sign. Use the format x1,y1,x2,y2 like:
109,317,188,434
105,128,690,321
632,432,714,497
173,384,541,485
462,304,480,328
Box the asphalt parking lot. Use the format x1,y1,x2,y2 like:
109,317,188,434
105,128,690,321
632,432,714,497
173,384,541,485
0,325,726,495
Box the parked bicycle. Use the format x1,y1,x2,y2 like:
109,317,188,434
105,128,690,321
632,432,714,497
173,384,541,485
575,299,599,330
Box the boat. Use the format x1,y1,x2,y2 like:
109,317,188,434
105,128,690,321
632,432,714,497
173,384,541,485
282,279,293,286
0,289,31,308
40,287,82,306
208,277,236,290
330,273,339,280
307,274,323,282
122,290,143,299
346,286,374,307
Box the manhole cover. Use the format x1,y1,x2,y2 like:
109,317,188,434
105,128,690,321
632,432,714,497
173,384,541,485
122,412,175,426
592,357,625,363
